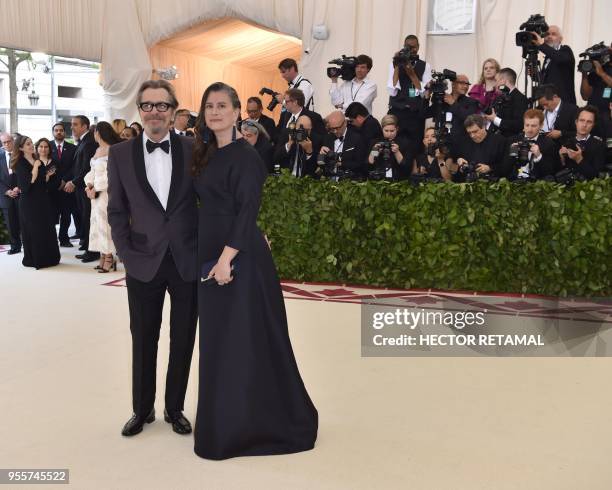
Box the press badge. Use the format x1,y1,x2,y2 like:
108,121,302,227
603,87,611,99
409,88,416,97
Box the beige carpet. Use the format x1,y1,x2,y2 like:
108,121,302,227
1,249,611,489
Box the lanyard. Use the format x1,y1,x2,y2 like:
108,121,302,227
351,80,365,101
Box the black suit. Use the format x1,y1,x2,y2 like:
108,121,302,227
277,108,326,137
368,136,413,180
256,114,277,144
504,133,557,180
540,44,576,104
0,149,21,251
494,88,529,137
544,100,578,142
322,127,368,178
253,136,274,173
560,135,606,180
356,115,383,151
273,130,322,177
427,94,479,153
71,132,98,250
51,140,79,241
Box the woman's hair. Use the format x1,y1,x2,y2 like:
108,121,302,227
380,114,399,128
478,58,501,85
96,121,123,146
192,82,241,176
35,137,52,157
10,134,31,171
130,121,143,134
112,118,127,134
121,126,138,139
241,119,270,141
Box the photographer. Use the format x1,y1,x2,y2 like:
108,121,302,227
535,84,578,143
329,54,377,114
276,88,325,137
273,115,321,178
580,43,612,129
319,111,367,179
411,127,452,182
558,105,605,180
455,114,508,180
246,96,277,144
276,58,314,110
531,25,576,104
387,34,432,144
241,120,274,173
344,102,383,150
484,68,528,137
367,115,412,181
504,109,556,180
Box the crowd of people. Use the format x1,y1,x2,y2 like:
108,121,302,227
1,27,610,270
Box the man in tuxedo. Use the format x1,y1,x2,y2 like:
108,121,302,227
319,110,368,179
277,88,325,137
172,109,192,137
455,114,508,179
275,58,315,110
108,79,198,437
246,97,277,144
580,51,612,137
0,133,21,254
535,84,578,146
558,105,606,180
273,114,322,178
484,68,529,138
63,115,99,262
532,25,576,104
50,122,78,247
344,102,383,151
504,109,556,180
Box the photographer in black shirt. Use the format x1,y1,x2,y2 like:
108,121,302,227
367,115,413,180
484,68,529,137
345,101,383,150
411,127,452,182
579,43,612,134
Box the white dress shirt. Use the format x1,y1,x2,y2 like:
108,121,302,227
288,75,314,110
543,100,562,133
330,77,378,113
387,60,432,97
4,151,11,175
142,132,172,210
174,128,187,136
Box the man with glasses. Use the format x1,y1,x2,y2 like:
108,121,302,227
172,109,193,137
276,88,325,137
246,96,277,144
108,79,198,439
319,110,368,179
0,132,21,254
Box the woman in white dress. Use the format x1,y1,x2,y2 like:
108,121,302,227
84,121,122,272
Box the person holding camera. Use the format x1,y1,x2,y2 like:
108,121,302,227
319,111,367,179
273,115,321,178
504,109,556,180
483,67,528,137
276,88,325,137
558,105,605,180
535,84,578,145
531,25,576,104
276,58,315,111
387,35,432,145
580,43,612,131
344,102,383,151
329,54,377,114
455,114,508,180
411,127,452,182
367,114,412,180
246,96,277,144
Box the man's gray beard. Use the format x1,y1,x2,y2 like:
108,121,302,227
146,124,166,135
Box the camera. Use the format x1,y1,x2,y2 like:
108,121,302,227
577,41,610,73
393,49,419,68
317,151,347,178
515,14,549,47
327,55,358,81
484,85,511,128
259,87,280,112
288,122,309,143
554,167,585,185
429,69,457,104
509,137,533,166
458,161,479,183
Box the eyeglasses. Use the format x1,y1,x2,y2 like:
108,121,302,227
138,102,175,112
456,81,470,85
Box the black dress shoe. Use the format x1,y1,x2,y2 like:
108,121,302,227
69,234,80,240
59,240,74,247
75,253,86,259
164,409,192,435
81,252,100,263
78,245,87,251
7,249,21,255
121,409,155,436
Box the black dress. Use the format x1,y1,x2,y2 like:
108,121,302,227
193,138,318,460
15,158,60,269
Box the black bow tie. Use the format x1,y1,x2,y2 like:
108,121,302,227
336,136,344,142
146,140,170,154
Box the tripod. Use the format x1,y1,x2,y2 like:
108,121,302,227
522,45,541,107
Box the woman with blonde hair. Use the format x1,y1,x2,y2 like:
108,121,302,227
112,118,127,135
468,58,501,112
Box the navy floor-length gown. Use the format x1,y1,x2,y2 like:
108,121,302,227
193,138,318,460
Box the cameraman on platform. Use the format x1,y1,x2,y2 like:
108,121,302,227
531,25,576,104
273,114,321,178
504,109,556,180
329,54,378,114
484,67,528,137
580,43,612,131
387,35,432,145
558,105,605,180
319,111,368,179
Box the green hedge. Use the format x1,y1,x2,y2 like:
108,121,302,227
258,173,612,297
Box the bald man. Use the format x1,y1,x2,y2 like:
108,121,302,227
320,110,367,178
532,25,576,104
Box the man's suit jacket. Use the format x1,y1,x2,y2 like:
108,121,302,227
548,101,578,141
540,44,576,104
503,133,557,180
107,132,198,283
0,149,15,209
257,114,277,144
277,108,326,137
497,88,529,137
357,115,383,151
273,130,322,177
561,135,606,180
50,140,77,182
72,131,98,188
322,126,368,176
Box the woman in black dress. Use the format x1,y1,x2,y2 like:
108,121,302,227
35,138,61,228
192,82,318,460
11,135,60,269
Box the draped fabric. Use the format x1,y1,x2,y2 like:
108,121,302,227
0,0,609,124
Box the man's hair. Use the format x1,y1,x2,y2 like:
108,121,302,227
381,114,399,128
175,108,190,117
345,102,369,119
404,34,419,44
136,79,179,108
356,54,373,70
73,115,90,128
576,105,599,124
499,67,517,85
247,96,263,108
52,122,64,132
464,114,486,129
285,88,305,108
535,84,560,101
278,58,298,71
524,108,544,124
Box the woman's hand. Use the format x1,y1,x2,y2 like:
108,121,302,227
209,260,233,286
85,186,96,199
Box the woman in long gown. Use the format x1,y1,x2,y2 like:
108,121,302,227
192,82,318,460
11,135,60,269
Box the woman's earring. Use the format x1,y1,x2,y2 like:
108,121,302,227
231,125,237,142
201,126,212,144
